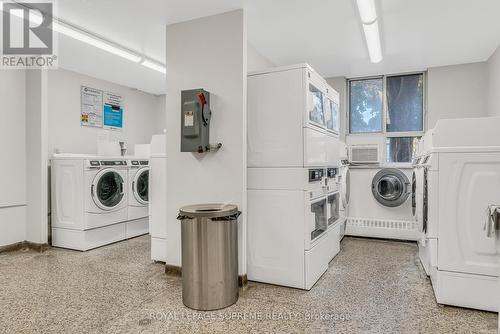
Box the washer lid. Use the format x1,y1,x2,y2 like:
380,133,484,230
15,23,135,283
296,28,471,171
179,203,238,218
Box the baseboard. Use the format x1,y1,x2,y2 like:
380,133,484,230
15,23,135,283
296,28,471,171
346,217,418,241
0,241,49,254
165,264,182,276
165,264,248,288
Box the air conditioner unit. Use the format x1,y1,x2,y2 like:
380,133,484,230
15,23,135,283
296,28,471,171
350,145,380,164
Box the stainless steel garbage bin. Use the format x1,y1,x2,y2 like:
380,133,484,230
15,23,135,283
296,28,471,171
177,203,241,310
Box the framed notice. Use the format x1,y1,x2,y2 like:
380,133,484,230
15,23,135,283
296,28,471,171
80,86,103,128
103,92,123,130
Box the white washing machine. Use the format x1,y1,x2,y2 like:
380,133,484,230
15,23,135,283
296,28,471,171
423,117,500,312
248,167,330,290
51,154,129,251
126,158,150,238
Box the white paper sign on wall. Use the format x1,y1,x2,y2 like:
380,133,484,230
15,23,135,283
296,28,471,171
80,86,103,128
103,92,123,130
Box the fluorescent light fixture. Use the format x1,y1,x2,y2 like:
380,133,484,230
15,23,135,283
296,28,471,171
2,4,166,73
356,0,377,24
53,21,142,62
141,59,167,74
362,21,383,63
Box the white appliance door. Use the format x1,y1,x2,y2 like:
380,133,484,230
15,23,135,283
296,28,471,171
306,195,328,249
304,127,327,167
438,152,500,277
92,168,125,211
133,167,149,205
306,81,325,129
327,192,340,227
324,97,334,132
248,189,305,288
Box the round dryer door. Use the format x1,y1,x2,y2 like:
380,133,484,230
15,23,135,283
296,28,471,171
133,167,149,205
340,167,350,209
372,168,410,208
92,169,125,210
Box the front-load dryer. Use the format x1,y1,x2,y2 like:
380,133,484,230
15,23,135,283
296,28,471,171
371,168,411,208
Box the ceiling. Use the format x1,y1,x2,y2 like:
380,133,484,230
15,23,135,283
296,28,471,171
55,0,500,94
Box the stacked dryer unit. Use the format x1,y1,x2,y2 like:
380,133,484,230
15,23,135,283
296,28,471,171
417,117,500,312
149,135,168,262
51,154,131,250
247,63,341,290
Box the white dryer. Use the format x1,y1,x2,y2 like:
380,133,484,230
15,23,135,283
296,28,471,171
126,158,150,238
423,117,500,312
51,155,129,250
248,167,330,290
248,64,340,168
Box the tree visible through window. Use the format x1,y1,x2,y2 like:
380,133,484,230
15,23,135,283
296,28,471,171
386,74,424,132
349,78,383,133
349,73,425,163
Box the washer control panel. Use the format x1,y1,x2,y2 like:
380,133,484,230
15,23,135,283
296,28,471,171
327,167,338,179
309,168,325,183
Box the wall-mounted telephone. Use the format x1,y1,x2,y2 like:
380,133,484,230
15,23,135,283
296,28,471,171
181,89,221,153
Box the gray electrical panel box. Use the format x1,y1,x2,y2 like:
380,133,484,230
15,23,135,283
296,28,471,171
181,89,211,153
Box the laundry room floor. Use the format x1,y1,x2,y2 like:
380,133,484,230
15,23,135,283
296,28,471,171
0,236,496,334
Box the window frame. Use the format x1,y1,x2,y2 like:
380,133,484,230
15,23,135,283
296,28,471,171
347,71,427,165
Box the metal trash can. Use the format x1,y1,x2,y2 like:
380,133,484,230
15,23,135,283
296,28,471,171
177,203,241,310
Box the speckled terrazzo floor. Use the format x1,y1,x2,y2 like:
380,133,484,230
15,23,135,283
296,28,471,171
0,236,497,334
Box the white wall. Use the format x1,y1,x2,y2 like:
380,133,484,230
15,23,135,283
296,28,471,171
487,46,500,117
47,68,165,156
155,94,167,133
427,62,489,128
25,70,49,244
0,70,26,246
165,10,247,274
247,43,274,72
